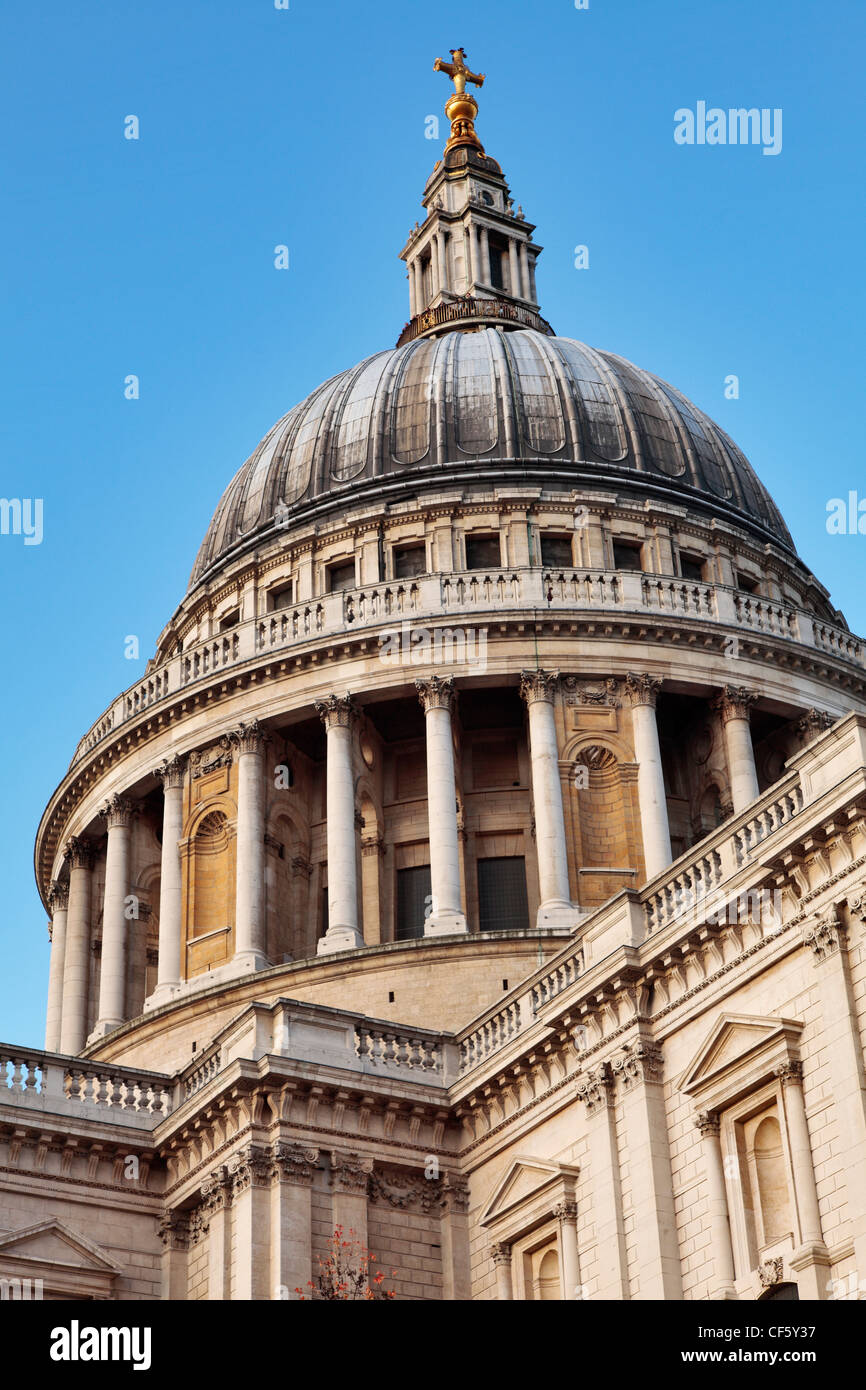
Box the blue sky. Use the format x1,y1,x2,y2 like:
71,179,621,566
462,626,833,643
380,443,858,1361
1,0,863,1045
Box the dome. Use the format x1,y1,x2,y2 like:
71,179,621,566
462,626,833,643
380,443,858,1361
189,328,793,589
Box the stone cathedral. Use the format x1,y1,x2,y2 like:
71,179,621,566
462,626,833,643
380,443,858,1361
3,53,866,1303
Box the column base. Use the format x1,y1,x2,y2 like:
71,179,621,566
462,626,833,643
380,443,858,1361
424,911,468,937
87,1018,123,1043
317,926,365,955
536,901,582,930
231,950,272,974
143,982,183,1013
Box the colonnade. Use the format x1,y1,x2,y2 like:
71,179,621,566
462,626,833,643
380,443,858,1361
407,223,535,313
44,673,764,1053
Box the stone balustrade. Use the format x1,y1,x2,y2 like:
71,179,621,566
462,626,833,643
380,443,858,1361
0,1046,173,1125
68,568,864,769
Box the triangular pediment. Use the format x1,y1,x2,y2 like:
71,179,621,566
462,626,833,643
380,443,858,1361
680,1014,803,1097
0,1220,122,1275
480,1156,580,1229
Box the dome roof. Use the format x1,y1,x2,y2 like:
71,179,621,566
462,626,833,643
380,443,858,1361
189,328,793,588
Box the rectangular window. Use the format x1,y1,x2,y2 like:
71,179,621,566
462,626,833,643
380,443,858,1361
541,534,573,568
612,539,643,572
394,544,427,579
737,572,759,594
477,856,530,932
219,609,239,631
269,582,295,611
327,560,356,593
396,865,431,941
679,554,705,583
489,243,505,290
466,534,502,570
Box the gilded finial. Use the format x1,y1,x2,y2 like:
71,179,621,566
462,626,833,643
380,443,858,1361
434,47,486,154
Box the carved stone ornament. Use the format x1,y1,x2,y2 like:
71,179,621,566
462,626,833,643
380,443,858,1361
228,1144,272,1196
795,709,834,742
228,719,267,756
99,794,136,829
575,1061,613,1115
315,693,358,730
622,672,663,708
157,1210,190,1251
773,1060,803,1088
562,676,620,708
552,1200,579,1223
189,737,234,780
200,1164,232,1214
694,1111,721,1137
330,1150,374,1194
48,880,69,913
369,1166,444,1213
416,674,456,713
519,669,560,705
712,685,758,725
846,892,866,926
611,1039,662,1091
802,908,846,961
64,836,95,871
271,1142,319,1187
758,1256,784,1289
440,1172,471,1215
490,1241,512,1266
154,753,187,790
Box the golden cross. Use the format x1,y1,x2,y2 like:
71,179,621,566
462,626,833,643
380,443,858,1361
433,47,485,96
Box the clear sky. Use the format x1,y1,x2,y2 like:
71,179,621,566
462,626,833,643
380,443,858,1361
1,0,863,1045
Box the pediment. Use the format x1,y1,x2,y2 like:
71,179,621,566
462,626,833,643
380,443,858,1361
480,1156,579,1231
679,1013,803,1099
0,1220,122,1275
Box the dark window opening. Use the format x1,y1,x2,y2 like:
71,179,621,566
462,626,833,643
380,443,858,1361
219,609,239,631
320,886,328,938
327,561,356,593
541,534,574,568
679,554,705,583
388,991,395,1003
396,865,431,941
488,243,505,290
394,544,427,579
269,582,294,611
612,540,643,572
478,857,530,932
736,572,759,594
466,534,502,570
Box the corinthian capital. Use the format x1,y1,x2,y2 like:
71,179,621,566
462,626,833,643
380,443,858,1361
228,719,267,755
315,693,358,730
154,753,187,790
48,880,69,913
99,794,137,829
64,836,95,870
802,907,846,962
519,669,560,705
622,672,663,708
712,685,758,724
416,675,456,713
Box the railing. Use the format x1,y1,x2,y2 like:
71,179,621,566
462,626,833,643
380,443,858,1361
68,568,864,769
354,1026,442,1073
0,1047,173,1120
396,296,555,347
530,953,584,1015
459,1002,523,1073
182,1042,223,1099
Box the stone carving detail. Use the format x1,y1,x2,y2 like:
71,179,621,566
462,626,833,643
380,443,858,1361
228,719,267,756
611,1039,662,1090
416,675,456,712
802,908,846,961
712,685,758,724
773,1060,803,1087
154,753,187,789
64,836,95,870
330,1150,374,1194
847,892,866,926
562,677,620,708
622,672,663,708
440,1172,470,1215
575,1061,614,1115
200,1164,232,1213
157,1210,190,1251
189,1205,209,1245
490,1241,512,1266
758,1256,784,1288
552,1200,579,1223
48,880,69,913
99,794,136,828
228,1144,272,1195
189,737,234,780
315,693,358,729
271,1142,319,1187
369,1166,445,1213
361,836,385,858
694,1111,721,1137
519,669,560,705
796,709,834,742
291,854,312,879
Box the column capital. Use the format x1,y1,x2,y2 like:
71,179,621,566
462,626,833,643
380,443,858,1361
154,753,187,790
228,719,268,756
490,1241,512,1266
200,1164,232,1214
271,1141,319,1187
48,880,69,913
694,1110,721,1136
157,1209,190,1251
552,1200,579,1224
773,1060,804,1087
228,1143,272,1196
802,907,846,962
519,668,560,705
315,693,358,730
712,684,758,724
64,836,94,870
416,675,456,713
622,672,663,708
611,1039,663,1091
575,1061,614,1115
99,794,137,830
330,1149,374,1194
794,708,834,742
440,1172,470,1215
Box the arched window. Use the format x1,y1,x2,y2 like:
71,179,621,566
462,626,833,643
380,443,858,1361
753,1115,791,1246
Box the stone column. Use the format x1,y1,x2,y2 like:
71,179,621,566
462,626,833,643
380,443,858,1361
201,1165,232,1301
802,908,866,1277
508,239,521,299
147,755,186,1009
59,837,94,1055
519,241,530,299
528,253,538,303
491,1241,513,1299
554,1200,581,1299
623,673,673,880
416,677,467,936
271,1142,318,1300
713,686,759,813
408,260,418,317
45,881,69,1051
520,670,576,929
92,795,135,1039
316,695,363,954
440,1173,472,1301
436,231,448,293
479,225,491,285
611,1040,683,1298
330,1150,373,1247
576,1063,628,1298
430,236,440,299
467,224,480,291
229,1145,273,1300
775,1060,830,1299
232,720,270,972
158,1211,190,1300
694,1112,737,1298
